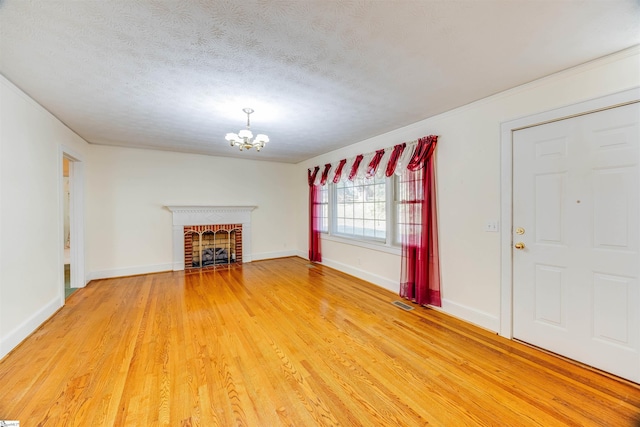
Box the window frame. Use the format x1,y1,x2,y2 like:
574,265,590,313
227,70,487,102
319,175,401,254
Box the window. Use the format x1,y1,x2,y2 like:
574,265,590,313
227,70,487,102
316,171,405,249
394,171,422,246
316,185,329,233
334,175,387,241
314,173,401,249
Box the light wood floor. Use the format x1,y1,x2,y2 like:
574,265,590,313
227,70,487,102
0,257,638,426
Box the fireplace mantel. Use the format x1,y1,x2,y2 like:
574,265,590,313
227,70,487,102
165,205,256,270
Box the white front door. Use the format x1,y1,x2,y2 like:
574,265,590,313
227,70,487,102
512,102,640,383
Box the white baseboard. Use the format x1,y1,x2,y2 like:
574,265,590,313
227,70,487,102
0,296,62,360
86,257,500,334
90,252,300,279
251,249,298,261
435,299,500,333
308,253,500,333
87,263,173,281
320,256,399,293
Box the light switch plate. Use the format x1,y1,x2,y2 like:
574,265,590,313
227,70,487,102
485,221,499,232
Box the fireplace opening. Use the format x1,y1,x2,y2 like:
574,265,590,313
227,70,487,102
184,224,242,271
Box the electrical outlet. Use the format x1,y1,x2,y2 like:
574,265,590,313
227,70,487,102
485,221,499,232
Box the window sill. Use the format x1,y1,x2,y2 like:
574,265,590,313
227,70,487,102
321,234,401,256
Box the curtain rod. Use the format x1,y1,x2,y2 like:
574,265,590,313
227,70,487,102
311,138,420,170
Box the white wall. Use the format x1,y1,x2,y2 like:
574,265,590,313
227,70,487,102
86,145,298,279
297,47,640,332
0,75,89,359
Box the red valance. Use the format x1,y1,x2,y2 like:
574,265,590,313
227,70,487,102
307,166,320,186
348,154,364,181
320,163,332,185
386,143,406,177
333,159,348,184
366,149,386,178
307,135,436,185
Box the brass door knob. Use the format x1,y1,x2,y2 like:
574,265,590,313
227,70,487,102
514,242,525,250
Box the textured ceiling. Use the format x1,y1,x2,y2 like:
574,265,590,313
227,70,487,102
0,1,638,163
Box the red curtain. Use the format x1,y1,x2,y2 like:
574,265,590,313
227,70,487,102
320,163,332,185
366,149,386,178
308,166,322,262
348,154,364,181
333,159,347,184
386,143,406,177
399,135,441,306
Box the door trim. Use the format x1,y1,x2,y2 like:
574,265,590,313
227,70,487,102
499,87,640,338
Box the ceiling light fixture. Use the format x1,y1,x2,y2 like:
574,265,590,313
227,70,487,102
225,108,269,151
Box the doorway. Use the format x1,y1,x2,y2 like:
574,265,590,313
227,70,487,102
500,88,640,383
63,157,73,298
60,147,85,302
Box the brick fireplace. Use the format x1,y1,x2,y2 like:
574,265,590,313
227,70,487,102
165,206,256,271
184,224,242,271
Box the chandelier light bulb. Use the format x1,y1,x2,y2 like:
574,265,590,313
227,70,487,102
225,108,269,152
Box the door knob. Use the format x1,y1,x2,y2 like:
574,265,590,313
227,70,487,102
514,242,525,250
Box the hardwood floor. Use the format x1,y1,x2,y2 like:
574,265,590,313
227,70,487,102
0,257,638,426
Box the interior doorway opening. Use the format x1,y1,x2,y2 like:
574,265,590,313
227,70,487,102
62,157,74,299
60,147,85,303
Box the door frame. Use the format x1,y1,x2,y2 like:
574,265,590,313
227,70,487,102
499,87,640,339
59,145,86,304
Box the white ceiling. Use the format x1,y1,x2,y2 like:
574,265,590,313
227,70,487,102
1,1,638,164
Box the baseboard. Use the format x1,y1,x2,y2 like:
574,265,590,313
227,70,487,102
435,299,500,333
310,254,500,332
87,263,173,281
86,257,500,334
0,296,62,360
89,252,301,279
251,249,299,261
320,256,398,293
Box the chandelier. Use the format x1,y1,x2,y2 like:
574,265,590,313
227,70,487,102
225,108,269,151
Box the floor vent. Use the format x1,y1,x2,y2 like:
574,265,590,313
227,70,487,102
305,264,315,268
391,300,414,311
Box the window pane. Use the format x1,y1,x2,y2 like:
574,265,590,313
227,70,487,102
315,186,329,233
364,202,374,219
344,204,354,218
320,188,328,203
344,218,354,234
353,219,364,236
363,219,375,238
354,203,364,219
374,183,385,199
375,202,386,220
